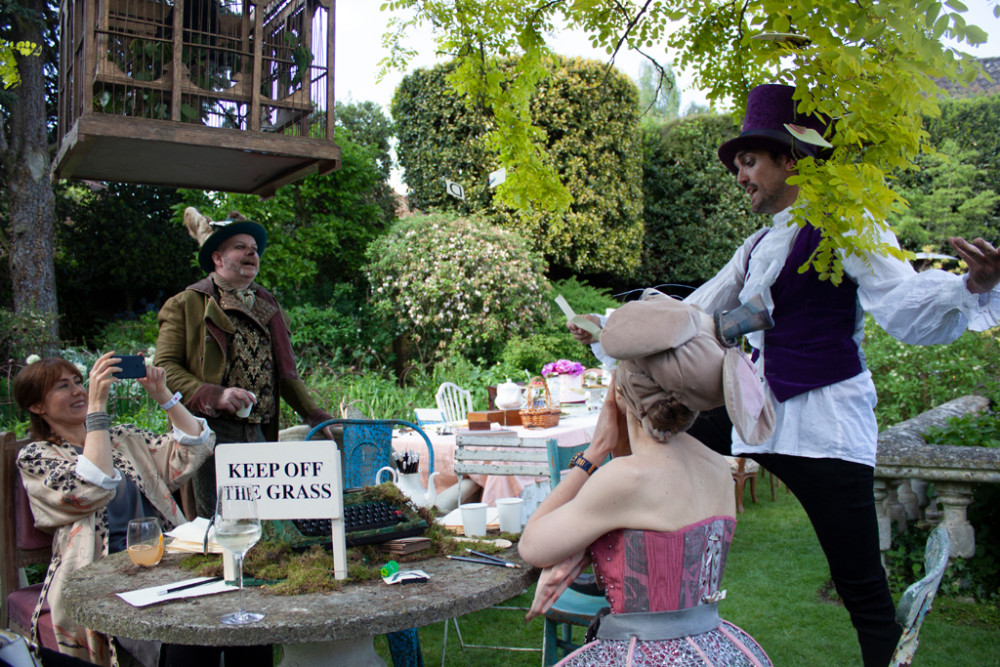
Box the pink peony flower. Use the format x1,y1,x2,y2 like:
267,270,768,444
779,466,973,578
542,359,585,376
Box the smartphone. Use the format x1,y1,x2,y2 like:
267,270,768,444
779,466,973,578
113,354,147,379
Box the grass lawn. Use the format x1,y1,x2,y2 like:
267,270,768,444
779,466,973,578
375,473,1000,666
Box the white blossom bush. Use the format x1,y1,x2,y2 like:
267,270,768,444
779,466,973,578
365,212,550,366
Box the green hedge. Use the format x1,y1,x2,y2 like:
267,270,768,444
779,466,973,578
925,93,1000,210
637,113,768,288
392,56,643,277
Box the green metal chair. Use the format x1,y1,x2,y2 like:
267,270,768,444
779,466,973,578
542,441,609,666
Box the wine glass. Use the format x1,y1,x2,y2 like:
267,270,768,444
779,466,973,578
214,484,264,625
127,517,163,567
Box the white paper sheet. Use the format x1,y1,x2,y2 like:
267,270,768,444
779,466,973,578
116,577,236,607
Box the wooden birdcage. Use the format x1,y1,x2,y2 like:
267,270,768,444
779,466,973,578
53,0,340,197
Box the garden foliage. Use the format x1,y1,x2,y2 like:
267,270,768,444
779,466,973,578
365,211,550,368
0,38,39,89
925,93,1000,221
494,276,617,379
862,314,1000,430
177,124,395,306
392,56,643,277
54,182,199,342
283,283,398,372
381,0,990,284
638,114,768,287
889,139,999,256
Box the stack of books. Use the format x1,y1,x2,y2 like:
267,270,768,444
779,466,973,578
380,537,432,555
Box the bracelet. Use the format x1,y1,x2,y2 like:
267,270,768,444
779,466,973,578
85,411,111,433
568,451,598,477
159,391,183,411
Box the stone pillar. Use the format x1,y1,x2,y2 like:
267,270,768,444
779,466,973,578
885,479,908,534
897,479,922,522
934,482,975,559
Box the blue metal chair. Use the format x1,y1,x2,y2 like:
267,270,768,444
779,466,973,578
305,418,435,667
890,524,951,667
542,441,609,666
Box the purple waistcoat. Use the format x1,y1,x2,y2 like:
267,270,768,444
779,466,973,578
758,224,863,402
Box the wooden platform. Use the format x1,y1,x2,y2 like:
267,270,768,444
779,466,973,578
53,115,341,197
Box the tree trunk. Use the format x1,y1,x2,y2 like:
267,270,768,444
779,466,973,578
5,0,59,349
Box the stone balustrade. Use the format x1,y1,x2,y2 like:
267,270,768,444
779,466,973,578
875,395,999,559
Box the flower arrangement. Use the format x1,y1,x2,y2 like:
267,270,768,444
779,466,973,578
541,359,585,377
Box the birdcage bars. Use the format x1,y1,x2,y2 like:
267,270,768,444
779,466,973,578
53,0,339,197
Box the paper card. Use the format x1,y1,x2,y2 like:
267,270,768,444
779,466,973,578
784,123,832,148
382,570,430,585
445,179,465,200
554,295,602,340
488,167,506,188
117,577,236,607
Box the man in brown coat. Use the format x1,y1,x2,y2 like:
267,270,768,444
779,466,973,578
155,209,334,518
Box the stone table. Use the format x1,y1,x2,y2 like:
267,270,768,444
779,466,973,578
62,550,537,666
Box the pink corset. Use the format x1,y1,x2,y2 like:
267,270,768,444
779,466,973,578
589,516,736,614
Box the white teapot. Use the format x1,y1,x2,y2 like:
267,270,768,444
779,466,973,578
495,378,522,410
375,466,440,508
396,471,441,508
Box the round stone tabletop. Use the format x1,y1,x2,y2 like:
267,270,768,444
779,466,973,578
63,550,537,647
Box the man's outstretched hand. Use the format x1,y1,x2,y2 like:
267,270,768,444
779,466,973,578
950,237,1000,295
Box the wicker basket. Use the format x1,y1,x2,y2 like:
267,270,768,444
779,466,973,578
520,376,561,428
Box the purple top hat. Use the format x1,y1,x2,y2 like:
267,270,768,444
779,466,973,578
717,84,831,175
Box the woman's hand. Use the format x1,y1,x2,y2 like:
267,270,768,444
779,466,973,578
88,351,120,413
137,364,172,405
525,551,591,621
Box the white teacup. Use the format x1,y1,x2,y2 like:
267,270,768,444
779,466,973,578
460,502,488,537
496,497,524,533
235,392,256,418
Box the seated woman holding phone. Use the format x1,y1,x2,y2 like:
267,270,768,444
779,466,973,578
13,352,214,666
519,290,775,666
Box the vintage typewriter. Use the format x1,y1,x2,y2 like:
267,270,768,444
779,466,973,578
267,487,428,549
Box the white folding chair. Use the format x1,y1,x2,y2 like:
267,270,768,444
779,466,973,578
440,432,553,663
435,382,473,430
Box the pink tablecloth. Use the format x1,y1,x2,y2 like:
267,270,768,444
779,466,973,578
391,407,599,506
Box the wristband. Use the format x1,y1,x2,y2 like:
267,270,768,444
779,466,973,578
568,452,598,476
85,411,111,433
159,391,183,411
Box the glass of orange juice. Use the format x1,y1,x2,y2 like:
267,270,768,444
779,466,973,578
127,517,163,567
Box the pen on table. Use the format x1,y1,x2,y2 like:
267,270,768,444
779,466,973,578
465,548,521,568
157,576,225,596
447,555,518,569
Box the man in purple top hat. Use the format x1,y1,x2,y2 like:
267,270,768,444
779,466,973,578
569,83,1000,666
